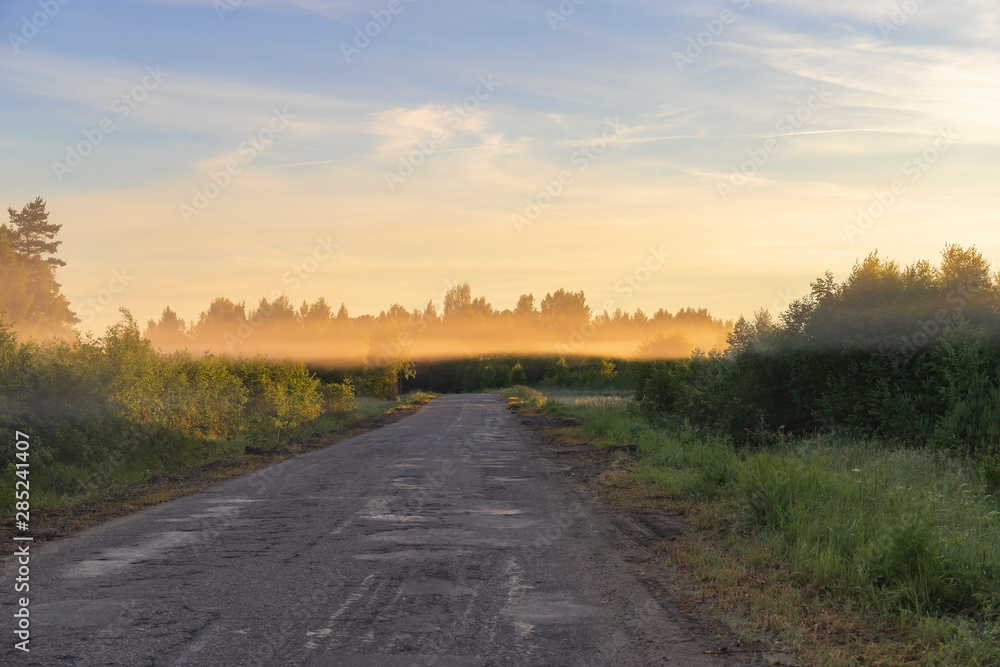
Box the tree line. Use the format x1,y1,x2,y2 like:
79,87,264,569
633,244,1000,484
0,198,731,364
144,284,731,365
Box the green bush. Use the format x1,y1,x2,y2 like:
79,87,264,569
481,364,497,388
507,362,527,386
355,360,415,400
933,370,1000,456
632,246,1000,487
230,356,322,443
0,312,330,507
322,379,356,416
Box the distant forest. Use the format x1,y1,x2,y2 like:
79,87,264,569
0,198,732,363
143,287,731,364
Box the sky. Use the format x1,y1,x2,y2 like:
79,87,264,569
2,0,999,335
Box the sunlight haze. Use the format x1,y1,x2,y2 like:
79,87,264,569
2,0,998,334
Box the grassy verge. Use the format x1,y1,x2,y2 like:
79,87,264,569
0,391,437,556
34,391,437,511
503,386,1000,666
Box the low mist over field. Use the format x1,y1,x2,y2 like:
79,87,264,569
142,285,731,363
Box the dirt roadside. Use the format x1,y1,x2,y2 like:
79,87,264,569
511,404,797,667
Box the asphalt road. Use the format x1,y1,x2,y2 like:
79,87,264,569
1,394,748,666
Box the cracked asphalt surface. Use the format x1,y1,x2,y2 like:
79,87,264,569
1,394,750,666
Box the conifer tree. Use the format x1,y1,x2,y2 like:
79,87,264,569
7,197,65,267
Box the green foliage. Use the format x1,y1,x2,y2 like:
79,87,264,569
0,199,78,339
507,362,527,386
540,288,591,329
552,391,1000,662
553,357,569,386
481,364,497,388
229,355,323,443
410,355,634,394
180,355,247,435
321,379,356,416
632,245,1000,489
6,197,65,267
503,385,548,409
0,311,343,506
412,355,630,394
586,358,617,388
933,370,1000,456
356,359,416,400
977,451,1000,495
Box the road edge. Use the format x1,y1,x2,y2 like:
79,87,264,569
504,394,797,667
0,395,436,558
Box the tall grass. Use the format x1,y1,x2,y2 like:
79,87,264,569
540,392,1000,665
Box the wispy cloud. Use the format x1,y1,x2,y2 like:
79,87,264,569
3,0,999,334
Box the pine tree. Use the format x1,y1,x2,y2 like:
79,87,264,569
0,220,77,338
7,197,65,267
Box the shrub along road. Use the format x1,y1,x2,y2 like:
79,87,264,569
0,395,758,666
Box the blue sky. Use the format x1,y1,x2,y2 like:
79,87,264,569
2,0,999,333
